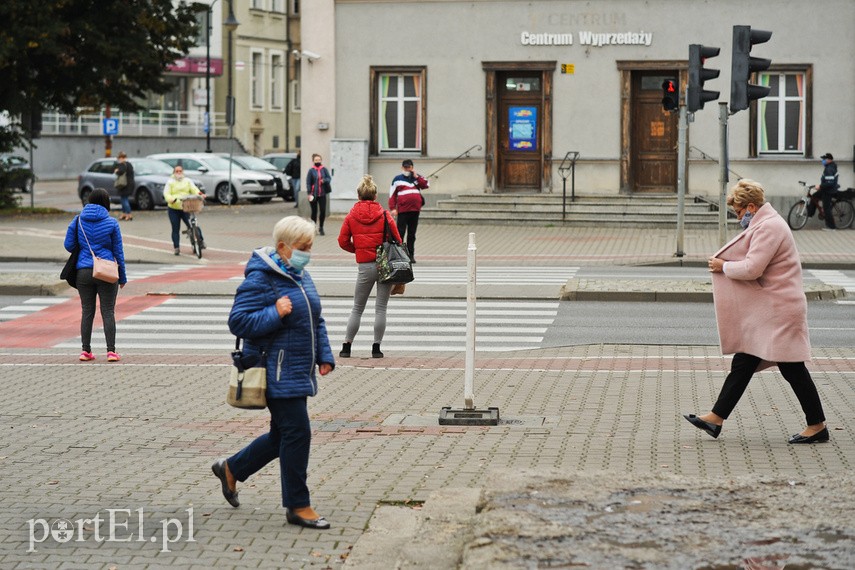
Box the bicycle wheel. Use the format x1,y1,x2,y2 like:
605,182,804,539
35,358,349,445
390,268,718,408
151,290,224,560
832,200,855,229
192,226,203,258
787,201,809,230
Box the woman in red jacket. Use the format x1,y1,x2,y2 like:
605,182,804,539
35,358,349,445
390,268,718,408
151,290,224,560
337,175,403,358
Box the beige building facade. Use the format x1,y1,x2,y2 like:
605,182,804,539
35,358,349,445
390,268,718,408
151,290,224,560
301,0,854,211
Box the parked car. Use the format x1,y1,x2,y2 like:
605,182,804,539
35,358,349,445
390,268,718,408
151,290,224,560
218,154,293,202
262,152,298,197
77,157,206,210
148,152,277,205
0,153,34,193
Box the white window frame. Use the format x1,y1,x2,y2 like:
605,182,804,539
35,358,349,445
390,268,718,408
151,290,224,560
290,79,301,113
270,51,284,111
250,49,265,110
271,0,285,13
756,71,807,156
290,0,299,15
250,0,264,10
377,72,423,153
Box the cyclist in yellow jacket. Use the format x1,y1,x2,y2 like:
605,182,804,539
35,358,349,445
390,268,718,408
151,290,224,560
163,165,206,255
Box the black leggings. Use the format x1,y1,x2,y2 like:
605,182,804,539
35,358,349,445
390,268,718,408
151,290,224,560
712,353,826,425
396,211,420,261
309,195,327,229
76,267,119,352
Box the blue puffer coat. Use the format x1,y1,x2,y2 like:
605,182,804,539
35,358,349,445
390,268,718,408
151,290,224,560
63,204,127,285
228,247,335,399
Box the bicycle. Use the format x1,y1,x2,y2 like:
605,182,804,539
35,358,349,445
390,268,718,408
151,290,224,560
787,181,854,230
181,195,205,258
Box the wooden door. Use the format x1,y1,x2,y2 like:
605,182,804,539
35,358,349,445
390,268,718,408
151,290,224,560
631,72,678,192
497,72,542,191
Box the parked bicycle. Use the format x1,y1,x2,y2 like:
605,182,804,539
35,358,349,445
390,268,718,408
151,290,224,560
181,195,205,258
787,181,855,230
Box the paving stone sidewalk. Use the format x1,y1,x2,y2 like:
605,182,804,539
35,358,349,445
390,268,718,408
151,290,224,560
1,344,852,568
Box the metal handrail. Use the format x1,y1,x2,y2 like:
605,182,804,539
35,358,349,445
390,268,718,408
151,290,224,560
689,145,745,181
39,109,229,138
558,151,580,219
425,144,482,179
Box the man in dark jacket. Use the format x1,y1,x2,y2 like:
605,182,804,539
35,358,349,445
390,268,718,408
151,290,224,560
813,152,840,230
114,152,135,221
389,159,429,263
284,151,301,209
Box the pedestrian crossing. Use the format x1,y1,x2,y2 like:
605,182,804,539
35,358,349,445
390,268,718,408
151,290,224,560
0,297,67,321
53,297,560,353
230,266,579,285
125,264,200,281
809,269,855,303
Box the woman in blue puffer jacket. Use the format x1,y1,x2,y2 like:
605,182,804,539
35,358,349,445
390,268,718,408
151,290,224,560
211,216,336,530
63,188,127,362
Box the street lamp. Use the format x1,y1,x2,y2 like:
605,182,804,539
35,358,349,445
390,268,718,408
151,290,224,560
203,0,219,152
224,0,239,203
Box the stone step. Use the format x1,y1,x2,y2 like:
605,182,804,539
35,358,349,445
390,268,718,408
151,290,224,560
420,209,733,228
433,201,715,214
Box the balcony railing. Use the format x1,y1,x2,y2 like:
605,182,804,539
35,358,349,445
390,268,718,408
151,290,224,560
41,110,229,138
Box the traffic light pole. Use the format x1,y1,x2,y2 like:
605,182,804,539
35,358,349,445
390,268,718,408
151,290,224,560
718,102,730,246
675,104,688,257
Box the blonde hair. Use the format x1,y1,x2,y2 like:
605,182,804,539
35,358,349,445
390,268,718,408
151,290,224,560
357,175,377,200
272,216,315,247
727,179,766,209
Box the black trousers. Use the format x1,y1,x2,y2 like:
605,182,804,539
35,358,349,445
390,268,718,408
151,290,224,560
396,211,420,261
76,267,119,353
712,353,826,425
309,195,327,229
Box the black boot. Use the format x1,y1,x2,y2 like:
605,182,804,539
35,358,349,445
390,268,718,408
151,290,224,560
339,342,351,358
372,343,383,358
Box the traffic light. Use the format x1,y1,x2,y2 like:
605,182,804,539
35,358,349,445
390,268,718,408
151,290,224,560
661,79,679,112
730,25,772,113
688,44,720,112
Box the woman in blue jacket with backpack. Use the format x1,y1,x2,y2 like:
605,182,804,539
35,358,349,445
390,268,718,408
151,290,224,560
211,216,336,530
63,188,127,362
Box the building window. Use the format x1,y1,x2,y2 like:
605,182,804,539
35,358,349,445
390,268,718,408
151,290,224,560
291,0,299,15
756,70,809,155
270,53,283,110
372,67,426,155
251,50,264,109
251,0,263,10
271,0,284,12
290,80,301,112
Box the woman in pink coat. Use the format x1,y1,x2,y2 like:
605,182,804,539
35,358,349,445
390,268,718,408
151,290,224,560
684,179,828,444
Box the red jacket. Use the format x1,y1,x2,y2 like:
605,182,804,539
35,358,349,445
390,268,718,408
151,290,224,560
338,200,402,263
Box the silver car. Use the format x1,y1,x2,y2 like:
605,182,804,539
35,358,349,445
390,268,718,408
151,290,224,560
148,152,277,204
219,154,292,202
77,157,206,210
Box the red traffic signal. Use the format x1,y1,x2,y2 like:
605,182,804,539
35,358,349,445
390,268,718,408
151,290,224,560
688,44,720,112
662,79,679,111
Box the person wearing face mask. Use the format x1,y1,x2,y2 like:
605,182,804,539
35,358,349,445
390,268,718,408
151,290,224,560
305,153,332,235
389,159,429,263
808,153,840,230
213,215,335,530
685,179,828,445
163,165,206,255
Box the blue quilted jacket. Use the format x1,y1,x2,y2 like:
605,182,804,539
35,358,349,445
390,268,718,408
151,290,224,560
63,204,127,285
228,247,335,399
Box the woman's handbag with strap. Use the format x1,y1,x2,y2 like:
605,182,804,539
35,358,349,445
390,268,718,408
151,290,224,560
227,337,268,409
115,172,128,189
60,216,81,288
79,221,119,284
376,213,414,284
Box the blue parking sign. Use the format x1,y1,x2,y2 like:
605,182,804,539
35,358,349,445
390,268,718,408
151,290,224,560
102,118,119,136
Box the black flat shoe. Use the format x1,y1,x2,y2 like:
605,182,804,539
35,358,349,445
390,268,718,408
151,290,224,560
683,414,722,439
286,509,330,530
788,427,830,444
211,459,240,507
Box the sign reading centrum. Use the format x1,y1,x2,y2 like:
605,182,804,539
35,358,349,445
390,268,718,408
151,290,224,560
520,30,653,47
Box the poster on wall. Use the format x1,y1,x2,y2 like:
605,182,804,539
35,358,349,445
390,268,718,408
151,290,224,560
509,106,538,151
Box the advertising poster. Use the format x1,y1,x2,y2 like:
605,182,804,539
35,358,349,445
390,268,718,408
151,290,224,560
509,106,537,151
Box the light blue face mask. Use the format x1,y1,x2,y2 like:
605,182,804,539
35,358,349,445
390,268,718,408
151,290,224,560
288,249,311,271
740,212,754,229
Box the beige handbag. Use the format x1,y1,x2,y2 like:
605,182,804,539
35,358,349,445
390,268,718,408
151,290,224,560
79,221,119,284
227,338,267,409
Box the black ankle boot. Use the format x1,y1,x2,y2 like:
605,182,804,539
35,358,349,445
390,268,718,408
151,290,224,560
339,342,351,358
372,343,383,358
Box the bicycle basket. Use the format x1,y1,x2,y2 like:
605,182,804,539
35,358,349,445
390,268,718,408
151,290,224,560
182,197,204,213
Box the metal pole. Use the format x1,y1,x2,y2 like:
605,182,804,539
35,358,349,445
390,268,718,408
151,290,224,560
562,175,566,220
675,104,688,257
28,131,34,209
226,25,233,202
718,102,729,246
205,5,211,152
464,232,477,410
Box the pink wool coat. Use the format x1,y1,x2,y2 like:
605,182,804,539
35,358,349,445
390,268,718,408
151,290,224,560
711,202,811,363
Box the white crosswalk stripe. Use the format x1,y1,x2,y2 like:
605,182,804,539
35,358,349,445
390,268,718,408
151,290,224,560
0,297,68,321
229,266,579,285
809,270,855,303
125,264,199,281
53,297,560,352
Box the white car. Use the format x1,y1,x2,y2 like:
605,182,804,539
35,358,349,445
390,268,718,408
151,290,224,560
147,152,277,204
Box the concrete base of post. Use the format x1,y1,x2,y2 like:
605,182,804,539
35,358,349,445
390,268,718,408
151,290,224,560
438,406,500,426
